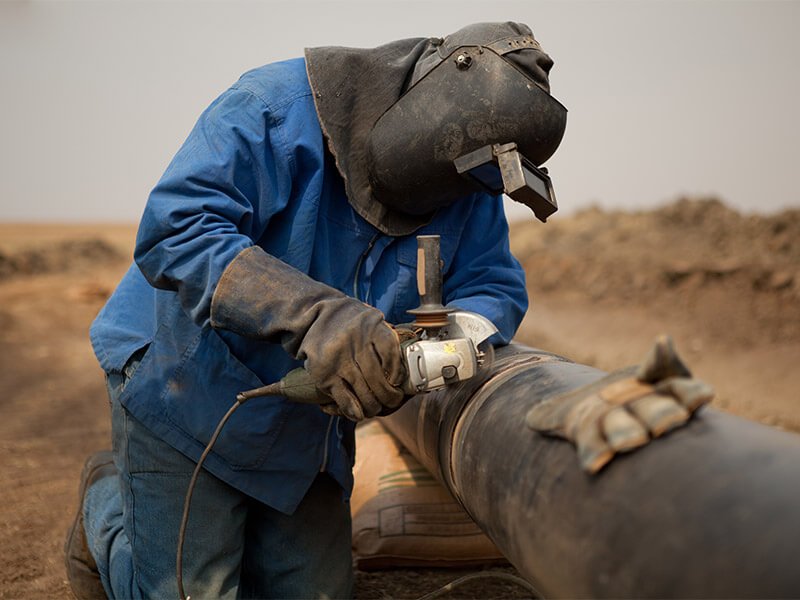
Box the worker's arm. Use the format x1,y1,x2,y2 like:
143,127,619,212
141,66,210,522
133,85,404,420
134,85,286,326
443,195,529,345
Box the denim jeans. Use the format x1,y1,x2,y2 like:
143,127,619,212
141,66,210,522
83,356,354,599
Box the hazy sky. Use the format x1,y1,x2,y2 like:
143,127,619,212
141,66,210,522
1,0,798,223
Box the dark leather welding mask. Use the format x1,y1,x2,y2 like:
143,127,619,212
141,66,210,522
365,32,567,217
305,22,567,236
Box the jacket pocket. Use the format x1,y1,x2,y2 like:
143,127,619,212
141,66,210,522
160,325,291,470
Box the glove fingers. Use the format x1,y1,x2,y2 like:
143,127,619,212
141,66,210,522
628,393,689,437
320,402,343,417
575,422,614,474
566,396,614,473
356,337,406,409
327,379,367,422
375,323,407,388
602,407,649,452
359,354,405,409
344,371,384,419
655,377,714,412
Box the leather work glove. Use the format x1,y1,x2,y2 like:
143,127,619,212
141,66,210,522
318,325,419,419
210,246,407,421
526,335,713,473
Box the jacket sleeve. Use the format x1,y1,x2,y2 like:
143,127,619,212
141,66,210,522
133,86,293,327
442,195,529,345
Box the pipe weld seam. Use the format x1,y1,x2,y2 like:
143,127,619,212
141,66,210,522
448,354,561,504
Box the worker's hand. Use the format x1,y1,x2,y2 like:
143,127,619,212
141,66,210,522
210,246,408,421
317,325,418,419
302,299,407,422
526,335,713,473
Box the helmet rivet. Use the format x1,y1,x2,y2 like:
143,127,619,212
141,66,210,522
455,53,473,70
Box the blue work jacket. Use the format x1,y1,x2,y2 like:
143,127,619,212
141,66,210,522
90,57,528,515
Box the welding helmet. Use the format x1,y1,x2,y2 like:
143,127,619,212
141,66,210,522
305,22,567,236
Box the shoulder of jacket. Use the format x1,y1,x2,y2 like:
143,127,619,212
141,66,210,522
231,57,313,113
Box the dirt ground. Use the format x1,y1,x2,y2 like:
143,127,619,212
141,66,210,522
0,197,797,599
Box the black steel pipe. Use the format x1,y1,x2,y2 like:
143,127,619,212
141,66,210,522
382,344,800,598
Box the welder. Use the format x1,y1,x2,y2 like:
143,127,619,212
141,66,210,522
65,22,566,599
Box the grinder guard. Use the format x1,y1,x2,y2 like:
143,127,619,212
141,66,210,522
366,44,567,216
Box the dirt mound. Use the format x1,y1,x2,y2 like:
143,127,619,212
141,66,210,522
510,197,800,346
0,238,124,280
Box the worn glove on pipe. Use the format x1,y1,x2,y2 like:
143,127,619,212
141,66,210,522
210,246,406,421
526,335,713,473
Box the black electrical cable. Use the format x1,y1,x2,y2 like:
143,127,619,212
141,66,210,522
177,381,287,600
176,397,244,600
414,570,543,600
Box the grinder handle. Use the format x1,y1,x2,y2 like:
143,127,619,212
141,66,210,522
278,367,328,404
415,235,445,310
